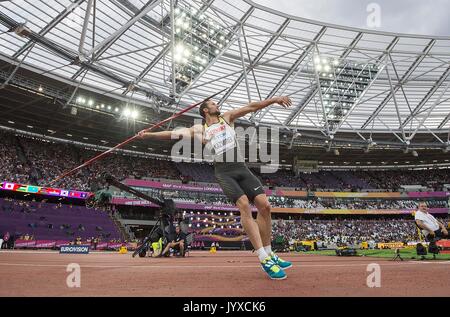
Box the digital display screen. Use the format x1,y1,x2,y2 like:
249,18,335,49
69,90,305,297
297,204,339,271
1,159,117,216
0,181,90,199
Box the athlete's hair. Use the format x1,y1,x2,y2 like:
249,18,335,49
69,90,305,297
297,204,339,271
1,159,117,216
199,99,211,118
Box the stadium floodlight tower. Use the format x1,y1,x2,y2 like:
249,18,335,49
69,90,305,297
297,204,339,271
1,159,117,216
164,4,233,94
315,56,379,131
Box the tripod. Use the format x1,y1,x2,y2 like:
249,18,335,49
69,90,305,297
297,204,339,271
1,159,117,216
392,248,403,261
132,213,168,258
94,174,177,259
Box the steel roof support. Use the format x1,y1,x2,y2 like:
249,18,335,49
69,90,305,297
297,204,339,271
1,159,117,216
407,82,450,141
12,0,86,59
78,0,94,55
438,113,450,129
253,26,327,124
72,0,160,80
386,62,407,142
83,0,160,58
218,18,291,106
361,39,435,129
401,65,450,129
0,12,172,103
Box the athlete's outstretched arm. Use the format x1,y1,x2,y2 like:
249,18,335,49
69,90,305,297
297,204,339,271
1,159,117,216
436,219,449,234
416,220,436,235
224,97,292,123
138,125,202,141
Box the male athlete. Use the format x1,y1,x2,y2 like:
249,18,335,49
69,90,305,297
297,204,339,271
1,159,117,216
139,96,293,280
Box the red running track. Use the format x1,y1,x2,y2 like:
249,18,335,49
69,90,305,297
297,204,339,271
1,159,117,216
0,250,449,297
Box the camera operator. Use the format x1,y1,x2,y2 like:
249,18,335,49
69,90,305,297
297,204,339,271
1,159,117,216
161,225,187,257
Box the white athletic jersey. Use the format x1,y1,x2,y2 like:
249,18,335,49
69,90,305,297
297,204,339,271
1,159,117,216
415,210,440,236
203,116,242,163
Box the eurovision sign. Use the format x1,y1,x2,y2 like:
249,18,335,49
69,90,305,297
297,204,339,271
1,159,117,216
60,245,90,254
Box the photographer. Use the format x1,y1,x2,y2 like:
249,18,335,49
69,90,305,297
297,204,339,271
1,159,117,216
415,202,449,241
161,225,187,257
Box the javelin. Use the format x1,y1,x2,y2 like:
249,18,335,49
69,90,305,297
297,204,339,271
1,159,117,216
48,89,227,186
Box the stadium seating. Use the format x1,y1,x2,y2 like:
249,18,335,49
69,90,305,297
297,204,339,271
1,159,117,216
0,198,121,241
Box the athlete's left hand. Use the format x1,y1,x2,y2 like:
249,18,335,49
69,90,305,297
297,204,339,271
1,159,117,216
275,96,292,108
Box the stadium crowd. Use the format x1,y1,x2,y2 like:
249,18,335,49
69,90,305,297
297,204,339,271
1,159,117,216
116,185,450,211
268,197,449,209
118,187,449,210
271,218,450,246
0,131,32,184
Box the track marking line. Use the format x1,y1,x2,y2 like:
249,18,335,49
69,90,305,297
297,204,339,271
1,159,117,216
0,263,256,269
0,261,448,269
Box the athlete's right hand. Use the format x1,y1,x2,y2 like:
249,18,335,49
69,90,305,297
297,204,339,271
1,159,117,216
137,130,147,139
275,96,292,108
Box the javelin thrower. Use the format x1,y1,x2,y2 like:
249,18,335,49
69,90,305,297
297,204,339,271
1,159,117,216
138,96,293,280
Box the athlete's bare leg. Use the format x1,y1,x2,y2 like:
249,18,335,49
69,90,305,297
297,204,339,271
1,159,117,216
253,194,272,248
236,195,263,251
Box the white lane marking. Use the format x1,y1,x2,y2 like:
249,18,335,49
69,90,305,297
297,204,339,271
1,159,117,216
0,263,256,269
0,261,448,269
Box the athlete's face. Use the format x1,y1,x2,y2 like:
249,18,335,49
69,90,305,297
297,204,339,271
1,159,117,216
419,203,428,212
206,100,221,117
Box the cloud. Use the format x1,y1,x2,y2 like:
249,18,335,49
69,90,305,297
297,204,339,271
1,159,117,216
253,0,450,36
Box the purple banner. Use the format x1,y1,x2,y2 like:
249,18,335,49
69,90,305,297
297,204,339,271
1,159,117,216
13,240,133,250
34,240,56,248
428,208,450,214
14,240,36,248
111,197,257,211
407,192,450,198
96,242,108,250
107,243,123,249
56,240,71,247
124,179,273,196
125,179,222,193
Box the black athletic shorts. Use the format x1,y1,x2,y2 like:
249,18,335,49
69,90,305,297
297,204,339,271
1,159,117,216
426,229,448,242
214,162,265,204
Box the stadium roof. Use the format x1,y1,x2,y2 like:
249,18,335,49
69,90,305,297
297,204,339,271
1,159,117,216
0,0,450,151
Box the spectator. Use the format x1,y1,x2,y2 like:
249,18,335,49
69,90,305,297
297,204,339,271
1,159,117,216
3,232,10,249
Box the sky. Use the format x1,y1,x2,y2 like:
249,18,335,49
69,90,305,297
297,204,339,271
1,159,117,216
254,0,450,36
